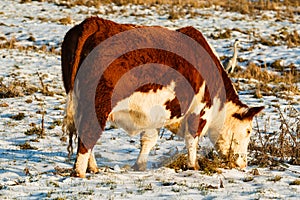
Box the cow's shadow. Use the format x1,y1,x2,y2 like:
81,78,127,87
0,146,70,177
92,128,186,171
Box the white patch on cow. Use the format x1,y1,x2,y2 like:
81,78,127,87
188,82,206,115
206,97,226,144
109,81,178,135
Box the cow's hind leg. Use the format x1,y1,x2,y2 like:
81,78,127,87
185,133,200,170
132,129,158,171
73,138,92,178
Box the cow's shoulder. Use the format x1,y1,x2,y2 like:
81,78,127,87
176,26,222,70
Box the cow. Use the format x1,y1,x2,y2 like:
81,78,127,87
61,17,264,178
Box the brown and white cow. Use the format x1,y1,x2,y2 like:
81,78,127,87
61,17,263,178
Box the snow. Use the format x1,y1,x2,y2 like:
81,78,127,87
0,0,299,199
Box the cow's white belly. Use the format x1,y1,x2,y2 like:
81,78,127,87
108,81,182,135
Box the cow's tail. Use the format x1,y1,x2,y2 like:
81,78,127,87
62,91,77,158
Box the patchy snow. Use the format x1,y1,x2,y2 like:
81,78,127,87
0,0,299,199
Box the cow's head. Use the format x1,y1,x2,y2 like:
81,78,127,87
214,104,264,169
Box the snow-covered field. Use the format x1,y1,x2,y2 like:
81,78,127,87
0,0,299,199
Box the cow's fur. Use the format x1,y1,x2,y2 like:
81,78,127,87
61,17,263,177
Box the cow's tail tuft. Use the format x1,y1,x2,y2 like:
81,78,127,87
62,91,77,159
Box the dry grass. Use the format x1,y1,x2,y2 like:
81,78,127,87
58,16,72,25
256,29,300,47
268,175,282,182
54,166,73,177
165,149,239,174
234,62,278,81
233,62,300,96
10,112,26,121
0,36,60,55
249,105,300,167
24,127,43,136
32,0,299,16
38,72,54,96
18,141,38,150
286,30,300,47
48,119,63,129
48,0,209,8
0,78,38,98
210,29,232,40
165,153,223,174
0,72,58,99
289,179,300,185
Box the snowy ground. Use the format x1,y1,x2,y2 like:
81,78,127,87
0,0,299,199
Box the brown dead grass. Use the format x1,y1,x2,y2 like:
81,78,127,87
249,105,300,167
165,151,232,174
257,29,300,47
18,141,38,150
290,179,300,185
10,112,26,121
54,166,73,177
233,62,300,96
235,62,277,81
0,36,60,55
37,72,54,96
24,126,43,136
165,153,222,174
38,0,299,16
210,29,232,40
58,16,72,25
0,78,38,98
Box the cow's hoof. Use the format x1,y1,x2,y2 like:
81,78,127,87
132,163,146,171
187,162,200,171
87,167,99,174
71,170,86,178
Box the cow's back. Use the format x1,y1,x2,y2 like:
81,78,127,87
61,17,136,94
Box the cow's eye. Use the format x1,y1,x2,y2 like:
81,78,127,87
246,129,251,135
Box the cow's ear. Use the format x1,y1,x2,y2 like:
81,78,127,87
233,106,264,120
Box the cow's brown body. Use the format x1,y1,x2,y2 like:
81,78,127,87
62,17,263,177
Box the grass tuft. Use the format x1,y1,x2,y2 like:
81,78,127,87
243,176,254,182
289,179,300,185
24,127,43,136
18,141,38,150
59,16,72,25
0,78,38,98
233,62,299,97
248,105,300,167
10,113,25,120
40,0,299,15
267,175,282,182
165,151,224,174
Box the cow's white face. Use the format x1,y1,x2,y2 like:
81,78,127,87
214,105,264,169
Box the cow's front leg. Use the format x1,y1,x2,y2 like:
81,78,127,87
185,133,200,170
73,138,91,178
132,129,158,171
